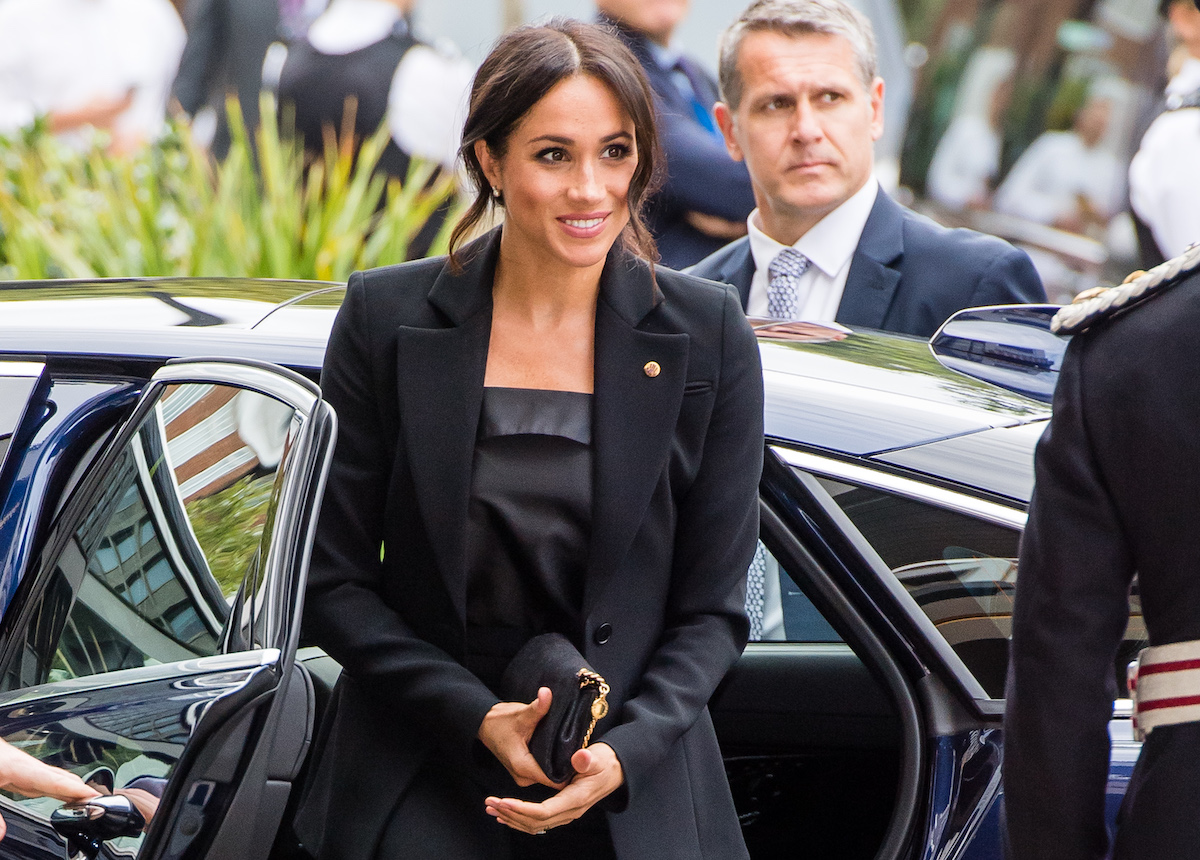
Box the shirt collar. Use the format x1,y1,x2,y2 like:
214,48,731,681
645,39,683,71
307,0,405,55
747,176,879,278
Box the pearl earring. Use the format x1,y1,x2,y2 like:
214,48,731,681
492,187,501,199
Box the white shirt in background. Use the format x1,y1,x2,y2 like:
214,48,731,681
306,0,473,170
992,131,1125,226
926,113,1001,212
1129,57,1200,259
746,176,879,321
0,0,185,143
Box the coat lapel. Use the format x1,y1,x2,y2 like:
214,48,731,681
394,233,498,623
836,191,904,330
586,250,690,611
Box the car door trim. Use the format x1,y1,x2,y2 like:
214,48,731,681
771,447,1027,530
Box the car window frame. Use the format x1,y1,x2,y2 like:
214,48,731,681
0,358,324,685
772,445,1026,712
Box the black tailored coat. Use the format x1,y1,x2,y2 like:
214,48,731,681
689,189,1046,338
1005,270,1200,860
294,229,763,860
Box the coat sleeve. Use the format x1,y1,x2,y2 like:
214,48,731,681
968,243,1047,306
656,107,757,222
303,273,499,752
599,287,764,801
1003,334,1134,860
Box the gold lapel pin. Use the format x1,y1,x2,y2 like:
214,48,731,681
643,361,661,378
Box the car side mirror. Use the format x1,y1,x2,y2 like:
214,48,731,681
51,794,146,860
930,304,1070,403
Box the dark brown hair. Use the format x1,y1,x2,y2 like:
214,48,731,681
448,18,662,269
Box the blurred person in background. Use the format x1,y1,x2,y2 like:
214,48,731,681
992,91,1125,236
0,0,185,152
171,0,326,157
926,76,1012,213
1129,0,1200,267
692,0,1045,339
275,0,472,257
597,0,757,269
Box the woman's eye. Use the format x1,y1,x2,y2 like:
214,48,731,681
537,148,568,162
602,143,631,159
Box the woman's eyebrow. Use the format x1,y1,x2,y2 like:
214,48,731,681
527,131,633,146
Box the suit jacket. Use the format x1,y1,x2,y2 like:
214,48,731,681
294,229,763,860
171,0,280,157
689,189,1047,338
604,17,756,270
1005,270,1200,860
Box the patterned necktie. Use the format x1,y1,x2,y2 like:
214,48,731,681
767,248,811,321
745,541,768,641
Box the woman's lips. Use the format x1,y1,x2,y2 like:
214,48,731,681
558,214,609,239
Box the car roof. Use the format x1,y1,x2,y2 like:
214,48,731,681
0,278,1047,503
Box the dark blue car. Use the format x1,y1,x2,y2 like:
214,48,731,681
0,280,1138,860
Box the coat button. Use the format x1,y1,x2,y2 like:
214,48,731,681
643,361,661,378
594,623,613,645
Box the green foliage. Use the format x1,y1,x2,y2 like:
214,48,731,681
0,94,460,280
184,471,277,599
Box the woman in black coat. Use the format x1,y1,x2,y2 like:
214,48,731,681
295,19,763,860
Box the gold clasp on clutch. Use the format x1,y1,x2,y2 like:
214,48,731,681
577,668,610,748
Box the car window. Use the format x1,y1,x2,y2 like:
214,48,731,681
3,382,300,690
813,475,1146,699
0,366,43,476
746,540,842,644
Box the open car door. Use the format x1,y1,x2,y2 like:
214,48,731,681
0,358,335,860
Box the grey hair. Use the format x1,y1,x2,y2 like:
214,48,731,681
719,0,878,109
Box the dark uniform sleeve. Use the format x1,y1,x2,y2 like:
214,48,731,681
1004,334,1136,860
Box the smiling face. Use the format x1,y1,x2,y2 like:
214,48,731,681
715,29,883,245
476,74,638,275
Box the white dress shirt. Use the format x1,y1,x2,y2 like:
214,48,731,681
1129,57,1200,259
746,176,879,321
306,0,473,170
993,131,1124,226
0,0,185,142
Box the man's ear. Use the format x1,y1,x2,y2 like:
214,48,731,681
714,102,744,161
869,77,885,142
474,139,501,191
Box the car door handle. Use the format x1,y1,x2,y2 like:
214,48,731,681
51,794,146,860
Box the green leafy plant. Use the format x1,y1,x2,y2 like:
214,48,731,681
0,94,460,281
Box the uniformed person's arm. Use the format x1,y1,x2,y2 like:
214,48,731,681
1004,334,1135,860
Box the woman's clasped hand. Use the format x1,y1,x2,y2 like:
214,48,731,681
485,742,625,836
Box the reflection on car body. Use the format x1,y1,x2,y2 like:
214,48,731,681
0,280,1139,860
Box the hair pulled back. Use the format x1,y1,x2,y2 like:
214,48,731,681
449,18,662,269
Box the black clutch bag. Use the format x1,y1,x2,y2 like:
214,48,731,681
499,632,610,785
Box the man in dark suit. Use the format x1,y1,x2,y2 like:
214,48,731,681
1006,248,1200,859
171,0,283,158
598,0,757,270
691,0,1045,338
